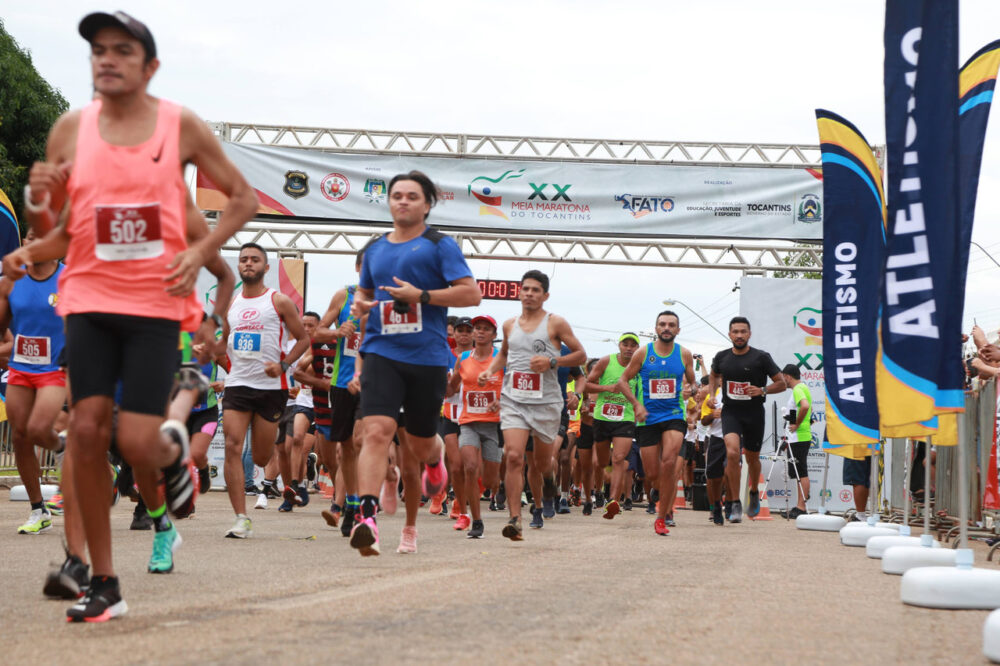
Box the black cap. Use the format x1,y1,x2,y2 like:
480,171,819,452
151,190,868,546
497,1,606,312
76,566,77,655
454,316,473,330
79,11,156,60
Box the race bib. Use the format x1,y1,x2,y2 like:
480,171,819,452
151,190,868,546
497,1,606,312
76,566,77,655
600,402,625,422
443,401,461,421
13,334,51,365
343,331,362,358
94,203,164,262
380,301,422,334
648,377,677,400
726,381,752,401
509,371,542,399
233,331,262,359
466,390,495,415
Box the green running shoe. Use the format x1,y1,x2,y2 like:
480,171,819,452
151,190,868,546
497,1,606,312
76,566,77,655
148,525,182,574
18,507,52,535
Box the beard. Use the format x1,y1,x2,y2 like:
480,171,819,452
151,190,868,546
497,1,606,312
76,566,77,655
732,339,748,350
657,331,675,344
240,270,264,285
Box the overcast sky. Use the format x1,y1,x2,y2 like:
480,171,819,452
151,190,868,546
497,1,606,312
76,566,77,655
5,1,1000,360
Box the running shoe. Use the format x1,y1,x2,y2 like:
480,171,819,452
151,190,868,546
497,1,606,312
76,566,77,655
245,484,260,496
225,515,253,539
729,500,743,524
66,576,127,623
542,497,555,519
428,491,445,515
421,447,449,498
453,514,471,531
645,500,657,515
788,507,806,519
582,502,593,516
198,466,211,495
130,507,153,531
495,484,507,508
306,452,318,482
322,503,342,527
282,486,298,509
277,497,294,512
724,500,733,521
571,486,582,507
623,497,633,512
340,506,357,538
262,483,282,500
397,525,417,554
654,518,670,536
449,500,461,520
664,513,676,527
45,493,64,516
467,519,484,539
747,490,761,518
44,551,90,600
557,497,571,515
603,499,620,520
529,507,544,529
594,490,606,508
712,504,724,526
255,493,268,510
297,486,310,507
160,420,196,519
489,497,497,512
109,463,120,506
349,517,380,556
148,524,182,574
380,466,399,515
18,507,52,535
501,516,523,541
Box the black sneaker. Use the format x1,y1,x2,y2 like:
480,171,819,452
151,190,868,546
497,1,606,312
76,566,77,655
245,484,260,496
160,420,195,519
529,507,544,529
305,452,317,482
664,513,676,527
262,483,282,500
542,497,555,519
489,497,497,512
788,507,806,519
623,497,633,511
198,466,211,495
66,575,127,623
467,520,484,539
557,497,571,515
582,502,593,516
724,500,733,521
729,500,743,523
44,552,90,599
340,506,357,538
645,500,657,515
747,490,761,518
496,484,507,507
130,507,153,531
594,491,606,508
712,505,724,526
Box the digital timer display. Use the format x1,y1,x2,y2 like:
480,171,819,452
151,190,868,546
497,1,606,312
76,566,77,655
477,279,522,301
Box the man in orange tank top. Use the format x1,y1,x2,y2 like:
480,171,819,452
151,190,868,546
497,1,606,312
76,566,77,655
5,11,257,623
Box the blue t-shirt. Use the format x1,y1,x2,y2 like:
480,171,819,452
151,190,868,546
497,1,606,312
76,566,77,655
359,227,473,367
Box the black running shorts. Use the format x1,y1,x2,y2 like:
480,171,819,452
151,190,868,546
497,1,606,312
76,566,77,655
329,386,361,442
65,313,180,416
592,419,635,442
360,353,446,438
186,406,219,439
788,441,810,478
576,422,594,450
706,435,727,480
636,419,686,447
438,417,460,438
721,406,766,453
222,385,288,423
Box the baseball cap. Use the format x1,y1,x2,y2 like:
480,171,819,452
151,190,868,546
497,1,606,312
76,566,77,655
79,11,157,60
453,316,474,330
619,332,640,344
471,315,498,330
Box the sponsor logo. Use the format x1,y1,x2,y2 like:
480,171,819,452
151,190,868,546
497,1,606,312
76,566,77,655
468,170,591,222
745,202,792,216
47,292,59,307
793,305,824,370
468,169,525,220
240,309,260,322
320,173,350,202
839,489,852,503
685,201,741,217
797,193,822,223
614,194,675,219
363,178,386,204
528,183,572,201
283,170,309,199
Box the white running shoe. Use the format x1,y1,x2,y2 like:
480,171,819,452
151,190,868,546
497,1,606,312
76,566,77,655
18,507,53,535
254,494,268,510
225,514,252,539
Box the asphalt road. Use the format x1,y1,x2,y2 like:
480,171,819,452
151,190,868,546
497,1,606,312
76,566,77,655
0,489,994,664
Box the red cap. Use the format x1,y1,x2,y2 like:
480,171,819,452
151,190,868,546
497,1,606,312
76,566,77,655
471,315,497,330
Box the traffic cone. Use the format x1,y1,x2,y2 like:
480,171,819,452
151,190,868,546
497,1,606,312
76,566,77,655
751,473,773,521
673,479,687,510
318,468,334,499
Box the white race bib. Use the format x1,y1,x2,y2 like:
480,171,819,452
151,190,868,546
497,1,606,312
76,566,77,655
13,334,51,365
379,301,422,334
600,402,625,422
465,390,495,415
509,371,542,399
648,377,677,400
726,381,752,401
94,203,164,262
343,331,362,357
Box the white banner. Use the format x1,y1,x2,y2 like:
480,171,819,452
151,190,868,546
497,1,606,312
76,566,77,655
738,277,855,513
197,143,825,240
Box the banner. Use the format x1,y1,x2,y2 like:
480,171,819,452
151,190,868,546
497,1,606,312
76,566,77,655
196,143,825,241
0,187,22,256
816,111,883,446
878,1,961,433
738,277,854,512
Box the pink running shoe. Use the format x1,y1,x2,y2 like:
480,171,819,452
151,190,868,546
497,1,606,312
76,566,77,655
380,466,399,516
349,517,380,557
421,447,448,498
453,514,471,531
397,526,418,554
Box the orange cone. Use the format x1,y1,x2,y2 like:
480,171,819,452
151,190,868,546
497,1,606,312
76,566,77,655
673,479,687,510
751,473,773,521
318,468,334,499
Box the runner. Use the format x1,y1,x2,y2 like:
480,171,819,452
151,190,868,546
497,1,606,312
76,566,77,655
449,314,503,537
700,382,726,525
780,363,813,519
9,10,256,621
0,230,67,536
347,171,481,556
481,269,586,540
550,344,584,516
708,316,786,522
585,333,643,521
220,243,310,537
574,359,598,515
442,316,474,521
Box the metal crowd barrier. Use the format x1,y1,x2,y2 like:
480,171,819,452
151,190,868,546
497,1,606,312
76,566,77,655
0,420,60,481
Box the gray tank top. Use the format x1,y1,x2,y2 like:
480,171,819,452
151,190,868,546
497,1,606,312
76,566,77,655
501,312,562,405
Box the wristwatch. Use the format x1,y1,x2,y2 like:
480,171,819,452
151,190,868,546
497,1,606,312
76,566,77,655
280,361,290,373
419,289,431,305
210,313,224,330
549,357,558,369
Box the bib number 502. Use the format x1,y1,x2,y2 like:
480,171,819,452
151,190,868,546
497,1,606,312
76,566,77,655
109,218,148,244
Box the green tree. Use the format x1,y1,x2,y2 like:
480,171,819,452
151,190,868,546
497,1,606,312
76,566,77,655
773,245,822,280
0,19,69,231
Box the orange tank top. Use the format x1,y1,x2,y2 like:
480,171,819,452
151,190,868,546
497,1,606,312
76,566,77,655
458,348,503,425
60,98,189,321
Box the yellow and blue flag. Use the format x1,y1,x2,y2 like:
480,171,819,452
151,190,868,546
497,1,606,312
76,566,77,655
0,188,21,258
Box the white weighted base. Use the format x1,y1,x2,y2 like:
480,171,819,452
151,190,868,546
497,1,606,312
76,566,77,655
9,484,59,501
882,545,958,574
796,513,846,531
984,609,1000,662
866,534,940,559
902,565,1000,609
840,522,899,546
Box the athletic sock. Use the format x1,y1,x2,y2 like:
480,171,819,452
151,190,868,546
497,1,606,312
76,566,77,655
291,479,301,491
346,494,360,509
560,491,569,501
359,495,379,519
262,479,274,489
31,501,45,511
147,504,172,532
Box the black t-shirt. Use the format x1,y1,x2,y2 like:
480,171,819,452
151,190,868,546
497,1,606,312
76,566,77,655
711,347,780,408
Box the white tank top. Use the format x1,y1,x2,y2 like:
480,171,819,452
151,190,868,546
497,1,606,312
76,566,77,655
226,288,286,390
295,387,314,409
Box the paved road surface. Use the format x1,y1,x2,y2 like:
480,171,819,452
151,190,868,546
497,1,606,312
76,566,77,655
0,489,993,664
